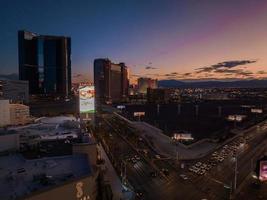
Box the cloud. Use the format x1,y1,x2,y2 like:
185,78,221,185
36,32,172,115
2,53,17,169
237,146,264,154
73,73,82,78
196,60,257,74
133,59,266,82
183,72,192,76
144,61,158,70
145,73,161,77
164,72,180,77
214,68,253,76
145,66,157,70
257,71,267,75
131,74,142,78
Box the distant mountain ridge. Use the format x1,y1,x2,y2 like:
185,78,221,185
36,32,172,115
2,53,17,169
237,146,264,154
0,73,19,80
158,79,267,88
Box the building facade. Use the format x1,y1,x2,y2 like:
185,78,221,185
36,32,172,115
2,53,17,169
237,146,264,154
137,77,158,94
0,131,20,152
18,30,71,96
0,100,30,127
0,79,29,103
0,100,10,127
94,58,129,105
147,88,181,104
9,104,30,125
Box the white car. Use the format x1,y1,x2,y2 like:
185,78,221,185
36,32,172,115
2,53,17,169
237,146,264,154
180,174,189,180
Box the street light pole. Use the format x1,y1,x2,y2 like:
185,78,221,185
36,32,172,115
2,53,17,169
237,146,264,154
124,161,127,183
174,138,180,165
229,182,233,200
176,142,179,163
233,155,238,191
121,160,127,185
120,162,123,178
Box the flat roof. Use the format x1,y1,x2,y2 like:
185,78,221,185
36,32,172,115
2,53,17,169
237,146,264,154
0,129,18,136
9,116,80,139
0,154,91,200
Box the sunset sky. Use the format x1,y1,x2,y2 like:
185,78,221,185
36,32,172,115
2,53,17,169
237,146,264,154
0,0,267,83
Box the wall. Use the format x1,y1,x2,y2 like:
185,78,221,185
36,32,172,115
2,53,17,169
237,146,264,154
25,175,98,200
0,133,19,152
0,100,10,127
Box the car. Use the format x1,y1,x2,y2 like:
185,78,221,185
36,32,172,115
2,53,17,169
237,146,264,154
202,164,207,168
180,174,189,180
150,171,157,178
211,162,217,166
206,165,212,170
135,155,141,161
131,158,137,164
143,149,148,154
161,168,169,176
135,189,144,198
199,170,206,175
212,152,218,156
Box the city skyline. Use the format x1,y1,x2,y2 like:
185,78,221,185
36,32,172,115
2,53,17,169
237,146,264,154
0,0,267,83
1,1,267,199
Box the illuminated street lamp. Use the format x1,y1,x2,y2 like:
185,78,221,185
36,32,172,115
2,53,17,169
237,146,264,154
231,144,245,192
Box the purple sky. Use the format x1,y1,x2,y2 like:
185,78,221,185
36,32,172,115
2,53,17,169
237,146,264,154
0,0,267,83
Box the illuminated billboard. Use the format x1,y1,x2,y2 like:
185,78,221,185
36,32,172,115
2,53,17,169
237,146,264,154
79,86,95,113
251,108,263,114
133,112,145,117
259,160,267,181
172,133,194,141
227,115,246,122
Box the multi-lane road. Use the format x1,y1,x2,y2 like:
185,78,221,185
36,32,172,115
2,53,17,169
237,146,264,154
96,113,267,200
98,114,208,200
183,120,267,199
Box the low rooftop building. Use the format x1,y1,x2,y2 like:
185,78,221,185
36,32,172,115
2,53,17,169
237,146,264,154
0,153,97,200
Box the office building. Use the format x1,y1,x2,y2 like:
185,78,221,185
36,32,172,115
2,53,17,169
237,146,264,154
137,77,158,94
0,100,10,127
0,79,29,103
0,100,31,127
147,88,181,104
94,58,129,104
9,103,30,125
0,116,105,200
121,62,129,99
18,30,71,96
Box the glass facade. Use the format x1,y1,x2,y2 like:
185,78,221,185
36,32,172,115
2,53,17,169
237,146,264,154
18,30,71,96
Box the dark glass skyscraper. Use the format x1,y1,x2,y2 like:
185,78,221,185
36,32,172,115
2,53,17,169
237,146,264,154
18,30,71,96
94,58,129,105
